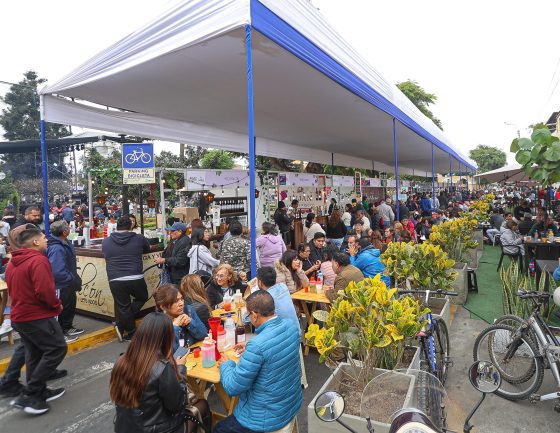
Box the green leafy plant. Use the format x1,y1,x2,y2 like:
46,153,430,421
511,124,560,185
305,275,428,390
381,242,457,291
427,217,478,263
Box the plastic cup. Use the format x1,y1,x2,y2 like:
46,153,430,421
193,347,201,358
304,286,309,293
224,302,232,311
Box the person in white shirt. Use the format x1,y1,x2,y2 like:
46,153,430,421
341,204,352,229
302,213,325,243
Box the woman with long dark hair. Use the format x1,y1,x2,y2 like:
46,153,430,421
274,250,309,294
187,228,219,274
110,312,210,433
326,209,347,250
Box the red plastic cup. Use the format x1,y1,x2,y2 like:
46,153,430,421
224,302,232,312
193,347,201,358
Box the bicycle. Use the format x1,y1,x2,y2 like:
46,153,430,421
472,289,560,410
125,148,152,164
398,288,458,429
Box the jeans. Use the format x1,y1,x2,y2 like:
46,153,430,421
109,278,148,334
214,415,259,433
329,237,344,250
58,285,77,331
0,343,25,385
13,318,67,397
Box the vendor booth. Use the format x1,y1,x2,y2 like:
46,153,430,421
37,0,476,276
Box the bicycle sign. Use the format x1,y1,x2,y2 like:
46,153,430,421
122,143,155,184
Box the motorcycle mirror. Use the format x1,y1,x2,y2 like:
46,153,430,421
468,360,501,394
314,391,345,422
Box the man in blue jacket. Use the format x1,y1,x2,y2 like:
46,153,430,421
348,236,391,287
47,220,84,342
216,290,302,433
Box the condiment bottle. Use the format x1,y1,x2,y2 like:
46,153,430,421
235,309,246,344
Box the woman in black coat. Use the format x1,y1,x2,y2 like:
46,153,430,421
155,222,191,285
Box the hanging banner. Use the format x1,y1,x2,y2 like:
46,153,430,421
333,175,354,187
280,172,318,186
354,171,362,198
387,179,396,187
364,178,381,187
186,170,249,190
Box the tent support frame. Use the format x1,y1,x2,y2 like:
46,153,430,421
39,95,50,234
246,25,257,278
393,118,399,220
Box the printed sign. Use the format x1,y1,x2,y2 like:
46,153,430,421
122,143,155,184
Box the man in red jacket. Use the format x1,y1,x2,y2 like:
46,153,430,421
7,227,67,415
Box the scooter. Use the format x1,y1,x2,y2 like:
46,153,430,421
314,361,502,433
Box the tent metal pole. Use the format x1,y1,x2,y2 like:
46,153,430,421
245,25,257,278
160,171,167,248
431,143,435,208
88,172,93,222
393,118,399,221
449,154,452,193
39,95,50,234
459,162,462,194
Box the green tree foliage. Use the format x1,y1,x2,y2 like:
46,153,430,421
396,79,443,130
155,150,183,168
0,172,19,212
468,145,507,174
200,149,235,169
0,71,71,178
511,124,560,185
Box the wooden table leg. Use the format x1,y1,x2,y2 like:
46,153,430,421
187,377,207,401
301,300,316,356
214,383,238,415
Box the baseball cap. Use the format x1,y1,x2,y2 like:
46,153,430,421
169,222,187,232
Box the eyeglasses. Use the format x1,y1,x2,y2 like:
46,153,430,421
216,273,228,279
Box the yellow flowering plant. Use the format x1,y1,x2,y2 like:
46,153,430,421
381,241,457,291
463,194,495,223
305,275,429,389
428,217,478,263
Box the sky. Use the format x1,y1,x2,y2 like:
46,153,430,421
2,0,560,165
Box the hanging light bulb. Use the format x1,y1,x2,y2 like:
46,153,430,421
221,187,224,196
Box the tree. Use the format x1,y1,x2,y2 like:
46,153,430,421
468,145,507,174
200,150,235,169
155,150,183,168
183,145,208,167
396,80,443,130
511,124,560,185
0,70,71,178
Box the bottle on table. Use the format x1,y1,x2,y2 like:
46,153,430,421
216,325,226,353
316,271,323,293
235,309,246,344
548,229,554,242
224,314,236,349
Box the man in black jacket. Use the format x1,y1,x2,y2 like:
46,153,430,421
308,232,326,266
102,216,151,341
274,201,292,247
155,222,191,285
11,206,42,230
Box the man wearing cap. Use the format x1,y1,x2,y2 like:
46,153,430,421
155,222,191,285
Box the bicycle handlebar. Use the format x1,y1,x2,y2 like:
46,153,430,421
516,290,551,300
398,289,459,297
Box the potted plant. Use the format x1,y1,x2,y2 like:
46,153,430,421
306,276,427,433
381,242,457,322
465,193,495,252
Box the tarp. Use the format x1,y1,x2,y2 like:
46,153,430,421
39,0,476,175
474,164,533,184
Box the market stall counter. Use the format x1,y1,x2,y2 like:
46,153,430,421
74,240,162,320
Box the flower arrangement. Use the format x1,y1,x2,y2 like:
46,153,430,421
464,193,495,222
305,275,428,389
381,241,457,291
428,216,478,263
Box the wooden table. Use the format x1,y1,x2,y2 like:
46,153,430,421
291,289,331,355
523,239,560,270
186,348,239,424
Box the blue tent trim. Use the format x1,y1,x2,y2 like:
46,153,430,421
250,0,475,170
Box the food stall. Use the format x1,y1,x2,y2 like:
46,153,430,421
74,240,162,320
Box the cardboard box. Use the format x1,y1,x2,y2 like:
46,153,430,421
172,207,199,223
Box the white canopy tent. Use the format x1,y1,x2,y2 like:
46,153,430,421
474,164,533,184
38,0,476,273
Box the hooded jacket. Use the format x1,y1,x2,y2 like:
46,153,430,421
47,234,78,291
187,244,219,274
256,233,286,268
349,245,390,287
102,231,151,281
6,248,62,322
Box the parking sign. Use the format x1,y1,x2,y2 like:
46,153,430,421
122,143,155,184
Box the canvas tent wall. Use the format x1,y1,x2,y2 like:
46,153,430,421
38,0,476,273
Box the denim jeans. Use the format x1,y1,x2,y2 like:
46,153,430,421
214,416,259,433
0,343,25,385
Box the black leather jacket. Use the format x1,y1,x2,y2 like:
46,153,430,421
114,360,187,433
163,234,192,283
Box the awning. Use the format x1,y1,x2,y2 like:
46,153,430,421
39,0,476,175
474,164,533,184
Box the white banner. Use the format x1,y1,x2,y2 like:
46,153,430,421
332,175,354,187
123,168,155,184
186,170,249,190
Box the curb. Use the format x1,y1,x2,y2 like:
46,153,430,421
0,325,117,375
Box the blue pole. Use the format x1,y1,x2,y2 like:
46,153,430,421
393,118,399,221
449,154,452,193
459,162,462,195
245,25,257,278
40,96,50,234
431,143,435,209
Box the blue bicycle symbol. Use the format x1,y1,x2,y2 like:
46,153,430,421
125,148,152,165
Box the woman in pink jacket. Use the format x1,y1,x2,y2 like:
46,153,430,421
256,222,286,268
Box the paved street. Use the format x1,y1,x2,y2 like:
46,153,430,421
0,307,559,432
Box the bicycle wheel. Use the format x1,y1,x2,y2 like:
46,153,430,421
124,153,135,164
473,324,544,401
433,318,450,385
416,345,430,419
494,315,539,348
141,153,151,164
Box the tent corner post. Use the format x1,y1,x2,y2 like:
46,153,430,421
431,143,435,207
39,95,50,234
393,118,399,221
245,25,257,278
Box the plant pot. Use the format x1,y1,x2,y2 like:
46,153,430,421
464,248,478,269
308,363,416,433
428,296,451,325
473,229,484,252
451,262,468,305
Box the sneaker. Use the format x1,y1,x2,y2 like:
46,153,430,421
64,327,84,336
64,334,79,343
113,323,123,342
11,393,28,408
47,369,68,381
0,381,23,398
42,387,65,402
23,396,50,415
